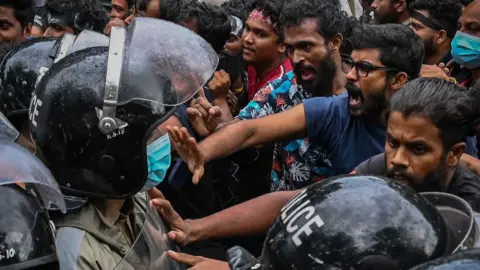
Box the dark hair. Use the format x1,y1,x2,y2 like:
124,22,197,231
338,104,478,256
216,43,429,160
279,0,357,50
46,0,109,33
351,24,424,79
460,0,474,6
253,0,286,40
0,0,34,28
409,0,462,36
196,3,231,54
386,78,479,150
221,0,256,22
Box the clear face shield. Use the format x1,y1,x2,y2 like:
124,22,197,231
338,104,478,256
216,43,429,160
0,112,19,141
98,18,218,135
421,192,479,253
114,194,186,270
0,140,66,213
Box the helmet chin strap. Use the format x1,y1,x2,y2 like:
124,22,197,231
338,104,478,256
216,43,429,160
98,26,128,134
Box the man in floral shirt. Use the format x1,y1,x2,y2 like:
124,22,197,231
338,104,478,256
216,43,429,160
229,0,351,191
237,72,332,190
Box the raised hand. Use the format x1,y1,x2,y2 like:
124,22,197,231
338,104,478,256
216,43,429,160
187,89,222,137
208,70,231,99
166,126,206,184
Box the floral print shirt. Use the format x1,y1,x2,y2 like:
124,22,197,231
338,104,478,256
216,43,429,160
237,71,332,191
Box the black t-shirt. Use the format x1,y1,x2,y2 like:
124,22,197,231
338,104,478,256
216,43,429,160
356,153,480,212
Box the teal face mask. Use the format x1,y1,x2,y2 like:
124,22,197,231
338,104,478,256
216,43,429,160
142,134,171,191
451,31,480,70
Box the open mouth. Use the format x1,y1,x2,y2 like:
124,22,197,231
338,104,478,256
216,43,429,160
300,69,316,81
349,94,363,109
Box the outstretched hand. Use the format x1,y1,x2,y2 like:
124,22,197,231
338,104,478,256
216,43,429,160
166,126,206,184
168,251,231,270
150,192,193,245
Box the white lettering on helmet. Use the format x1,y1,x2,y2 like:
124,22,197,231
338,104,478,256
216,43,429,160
35,67,49,88
280,189,325,247
29,94,42,127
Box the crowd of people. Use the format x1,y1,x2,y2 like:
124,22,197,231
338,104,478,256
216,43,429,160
1,0,480,269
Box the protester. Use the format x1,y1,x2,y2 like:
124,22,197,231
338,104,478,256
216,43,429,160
166,23,435,182
406,0,462,65
449,0,480,88
110,0,134,20
370,0,412,24
154,175,464,269
0,0,33,43
354,78,480,211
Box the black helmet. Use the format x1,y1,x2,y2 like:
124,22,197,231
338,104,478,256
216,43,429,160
0,140,67,269
0,37,56,119
244,175,450,270
0,185,59,270
410,248,480,269
30,18,218,199
0,32,109,122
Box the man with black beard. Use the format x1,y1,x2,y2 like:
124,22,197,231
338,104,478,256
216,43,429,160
167,23,478,182
406,0,461,65
174,0,351,192
355,78,480,211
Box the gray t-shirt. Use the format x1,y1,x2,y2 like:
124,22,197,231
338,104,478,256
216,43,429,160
356,153,480,212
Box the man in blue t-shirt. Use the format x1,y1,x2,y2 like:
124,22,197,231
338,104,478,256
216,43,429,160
168,23,478,181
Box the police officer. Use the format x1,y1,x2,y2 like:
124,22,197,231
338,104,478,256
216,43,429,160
0,138,67,269
163,175,461,269
0,31,109,153
29,18,218,269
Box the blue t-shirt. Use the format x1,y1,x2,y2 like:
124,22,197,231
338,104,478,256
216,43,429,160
304,92,478,175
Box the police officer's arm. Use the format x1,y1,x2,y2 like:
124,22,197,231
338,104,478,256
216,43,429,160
151,190,300,244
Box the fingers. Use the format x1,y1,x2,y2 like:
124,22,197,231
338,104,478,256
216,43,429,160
150,198,176,219
209,106,222,118
186,107,202,119
167,251,203,266
198,87,206,99
148,187,165,200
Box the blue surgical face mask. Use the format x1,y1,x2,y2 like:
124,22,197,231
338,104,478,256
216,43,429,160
142,134,171,191
451,31,480,69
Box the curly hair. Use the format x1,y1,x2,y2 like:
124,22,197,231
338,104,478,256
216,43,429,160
409,0,462,35
252,0,286,39
279,0,356,44
46,0,109,32
0,0,34,27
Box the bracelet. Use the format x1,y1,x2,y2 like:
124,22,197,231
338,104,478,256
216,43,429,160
233,86,244,94
448,77,457,84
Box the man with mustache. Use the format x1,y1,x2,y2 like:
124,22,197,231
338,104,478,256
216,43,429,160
354,78,480,211
169,24,474,182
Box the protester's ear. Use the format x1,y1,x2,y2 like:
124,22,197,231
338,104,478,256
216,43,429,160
330,33,343,52
395,0,408,12
23,23,32,39
388,72,409,95
436,30,447,45
448,142,466,167
278,42,286,54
